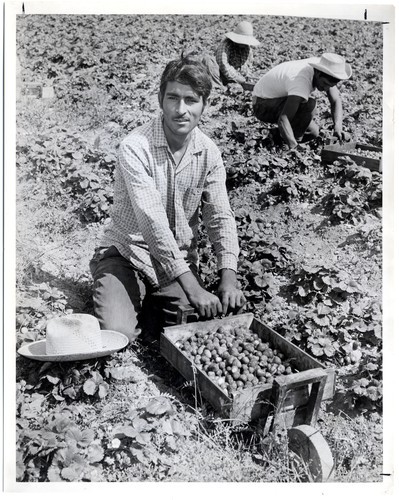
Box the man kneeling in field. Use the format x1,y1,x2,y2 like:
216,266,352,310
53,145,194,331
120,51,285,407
90,55,245,341
252,53,352,150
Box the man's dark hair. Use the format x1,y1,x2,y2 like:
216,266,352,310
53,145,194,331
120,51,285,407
316,69,341,86
159,55,212,104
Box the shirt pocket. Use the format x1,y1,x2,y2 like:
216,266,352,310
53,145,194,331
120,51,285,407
182,187,203,218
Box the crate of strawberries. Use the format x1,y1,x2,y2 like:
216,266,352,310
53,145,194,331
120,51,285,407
321,141,382,172
160,313,335,424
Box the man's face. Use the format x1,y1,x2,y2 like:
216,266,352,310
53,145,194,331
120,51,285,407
314,71,341,92
159,81,206,140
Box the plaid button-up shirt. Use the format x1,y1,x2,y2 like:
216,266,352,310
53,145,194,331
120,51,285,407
101,114,239,288
215,38,253,85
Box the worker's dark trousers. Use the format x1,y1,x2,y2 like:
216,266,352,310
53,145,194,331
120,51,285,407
89,246,195,342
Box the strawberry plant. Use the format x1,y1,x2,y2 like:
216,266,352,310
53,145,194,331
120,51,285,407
241,240,292,271
16,350,194,482
62,160,114,222
272,305,341,362
225,153,273,187
259,175,323,206
334,341,382,414
107,396,191,474
17,127,116,222
321,158,382,224
290,264,362,305
272,297,382,412
17,412,105,482
322,185,367,224
235,209,293,269
17,357,108,403
239,258,280,306
307,334,338,359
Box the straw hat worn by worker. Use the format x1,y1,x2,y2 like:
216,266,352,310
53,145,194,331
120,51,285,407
203,21,261,90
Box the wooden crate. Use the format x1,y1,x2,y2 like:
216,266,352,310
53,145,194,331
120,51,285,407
161,313,335,427
321,142,382,172
25,83,42,98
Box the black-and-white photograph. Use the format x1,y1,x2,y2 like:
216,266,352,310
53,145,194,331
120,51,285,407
3,0,396,495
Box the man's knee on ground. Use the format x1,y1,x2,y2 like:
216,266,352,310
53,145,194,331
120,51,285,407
91,269,143,342
96,307,141,342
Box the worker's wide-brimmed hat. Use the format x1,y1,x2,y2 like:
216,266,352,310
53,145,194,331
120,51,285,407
17,314,129,362
309,53,352,80
225,21,260,47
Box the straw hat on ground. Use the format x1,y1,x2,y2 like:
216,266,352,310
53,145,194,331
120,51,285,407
17,314,129,362
225,21,260,47
309,53,352,80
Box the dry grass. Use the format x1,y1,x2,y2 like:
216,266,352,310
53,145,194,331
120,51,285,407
319,410,383,482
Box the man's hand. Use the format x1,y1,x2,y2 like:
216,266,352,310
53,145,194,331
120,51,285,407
188,288,223,319
281,142,308,157
227,82,243,93
241,81,255,92
217,269,246,315
333,128,351,143
177,271,222,319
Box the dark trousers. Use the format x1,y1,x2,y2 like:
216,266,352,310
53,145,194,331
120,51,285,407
89,246,195,342
253,95,317,139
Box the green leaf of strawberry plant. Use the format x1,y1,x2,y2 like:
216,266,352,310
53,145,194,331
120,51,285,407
317,303,331,315
313,315,330,326
162,419,174,435
97,382,109,399
254,273,272,289
129,447,147,465
131,417,148,431
364,362,378,371
65,427,84,443
79,429,95,447
169,418,189,437
52,415,71,433
51,389,65,402
136,432,152,446
145,396,174,416
87,443,104,464
47,466,62,482
114,425,138,439
46,375,60,385
61,463,84,481
62,386,77,399
366,386,381,401
323,345,336,357
310,345,324,357
107,365,142,382
165,435,178,451
298,286,308,297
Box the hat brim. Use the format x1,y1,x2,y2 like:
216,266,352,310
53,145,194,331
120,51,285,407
225,32,260,47
17,330,129,362
309,61,352,80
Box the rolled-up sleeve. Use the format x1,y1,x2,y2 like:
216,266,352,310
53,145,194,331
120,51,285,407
119,142,190,281
201,154,239,272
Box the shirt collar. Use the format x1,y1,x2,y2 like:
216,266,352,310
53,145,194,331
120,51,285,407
153,113,205,154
